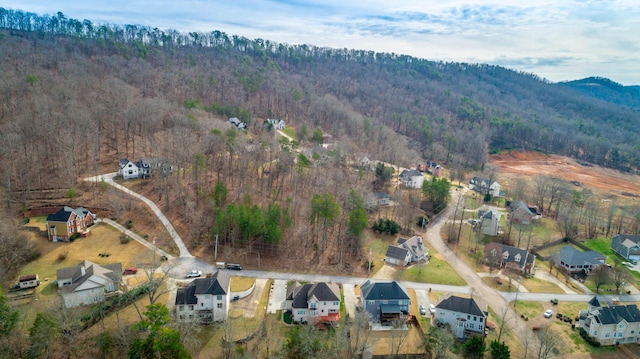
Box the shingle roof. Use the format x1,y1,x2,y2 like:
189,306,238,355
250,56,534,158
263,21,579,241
360,280,409,301
374,192,389,200
485,243,534,266
56,260,121,294
592,305,640,325
436,294,487,317
175,286,198,305
46,206,75,222
613,234,640,246
557,245,605,266
174,271,230,305
385,246,409,260
308,282,340,302
588,296,601,308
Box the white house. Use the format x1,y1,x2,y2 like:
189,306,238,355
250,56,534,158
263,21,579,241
398,236,428,263
285,282,341,324
399,169,425,189
118,159,140,180
478,208,501,236
384,246,412,266
175,270,231,323
56,260,122,308
579,297,640,346
469,177,500,197
265,118,286,130
434,294,488,339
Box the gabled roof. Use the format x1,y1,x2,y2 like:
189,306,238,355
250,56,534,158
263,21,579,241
399,236,427,259
360,280,409,301
46,206,75,222
175,271,230,305
56,260,122,294
479,209,501,220
399,169,423,178
436,294,487,318
588,296,601,308
385,246,409,260
288,282,340,309
374,192,389,200
484,243,534,266
557,245,605,266
118,158,133,168
470,177,497,187
592,305,640,325
612,234,640,246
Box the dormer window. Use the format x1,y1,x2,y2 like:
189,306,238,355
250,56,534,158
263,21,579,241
514,254,521,262
502,251,509,260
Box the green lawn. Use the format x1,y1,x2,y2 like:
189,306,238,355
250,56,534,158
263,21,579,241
521,277,566,294
281,127,297,141
400,255,466,286
512,300,543,320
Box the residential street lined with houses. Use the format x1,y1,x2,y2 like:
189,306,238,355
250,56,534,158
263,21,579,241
85,171,640,353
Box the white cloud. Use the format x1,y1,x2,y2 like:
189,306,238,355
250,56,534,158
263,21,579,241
3,0,639,84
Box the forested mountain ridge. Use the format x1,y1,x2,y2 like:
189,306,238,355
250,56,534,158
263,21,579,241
559,77,640,111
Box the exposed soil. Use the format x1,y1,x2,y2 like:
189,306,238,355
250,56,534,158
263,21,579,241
491,150,640,199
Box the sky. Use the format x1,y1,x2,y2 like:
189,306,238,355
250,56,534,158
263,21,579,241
3,0,640,85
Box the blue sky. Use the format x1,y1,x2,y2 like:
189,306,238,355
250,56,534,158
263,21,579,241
4,0,640,85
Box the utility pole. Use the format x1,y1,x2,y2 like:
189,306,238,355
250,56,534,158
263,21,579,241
214,234,218,261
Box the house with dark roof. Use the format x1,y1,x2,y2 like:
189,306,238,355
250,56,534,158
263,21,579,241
118,158,140,180
434,294,488,339
175,270,231,323
579,297,640,345
469,177,500,197
384,246,411,266
398,236,429,263
285,282,341,324
508,201,537,225
399,169,425,189
552,245,606,274
265,118,285,130
46,206,96,242
56,260,122,308
359,280,410,325
373,192,390,206
611,234,640,263
484,243,535,275
478,208,501,236
136,158,174,179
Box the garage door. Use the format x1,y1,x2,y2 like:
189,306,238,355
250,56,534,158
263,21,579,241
629,254,640,262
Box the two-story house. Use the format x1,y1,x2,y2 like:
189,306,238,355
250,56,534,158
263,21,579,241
118,159,140,180
56,260,122,308
552,245,606,274
484,243,535,275
469,177,500,197
285,282,341,324
611,234,640,263
398,169,425,189
579,296,640,346
46,206,96,242
398,236,429,263
434,294,488,339
508,201,537,225
359,280,410,325
175,270,231,323
478,208,501,236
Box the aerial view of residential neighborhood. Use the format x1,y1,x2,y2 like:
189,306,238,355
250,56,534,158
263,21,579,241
2,3,640,359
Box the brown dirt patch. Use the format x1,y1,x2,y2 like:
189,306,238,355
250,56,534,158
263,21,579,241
491,150,640,198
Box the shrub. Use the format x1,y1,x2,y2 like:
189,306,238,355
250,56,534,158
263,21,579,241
556,313,563,319
21,218,30,225
58,250,69,261
70,233,81,241
551,298,559,305
120,233,130,244
125,220,133,229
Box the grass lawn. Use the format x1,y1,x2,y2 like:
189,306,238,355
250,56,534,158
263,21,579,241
19,223,149,295
400,253,466,286
482,277,519,292
521,277,566,294
281,127,297,141
512,301,543,321
230,277,255,292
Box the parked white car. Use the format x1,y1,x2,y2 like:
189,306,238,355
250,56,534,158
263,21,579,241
544,309,553,318
185,270,202,278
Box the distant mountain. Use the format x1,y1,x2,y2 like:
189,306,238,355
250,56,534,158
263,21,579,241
559,77,640,110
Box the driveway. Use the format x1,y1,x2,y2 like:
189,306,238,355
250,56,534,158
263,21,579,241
268,279,287,314
342,283,357,318
84,173,192,258
231,278,268,318
414,289,431,316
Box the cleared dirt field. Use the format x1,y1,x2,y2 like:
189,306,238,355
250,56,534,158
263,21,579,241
491,151,640,198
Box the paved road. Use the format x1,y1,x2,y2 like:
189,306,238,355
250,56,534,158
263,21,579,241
84,173,193,258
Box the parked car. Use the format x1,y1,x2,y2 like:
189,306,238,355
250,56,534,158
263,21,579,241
419,305,427,315
544,309,553,318
622,261,633,268
123,267,138,275
226,263,243,270
185,270,202,278
429,304,436,314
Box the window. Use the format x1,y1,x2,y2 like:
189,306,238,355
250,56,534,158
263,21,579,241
217,303,223,309
217,295,222,300
334,301,339,305
201,303,204,307
188,315,193,319
205,294,210,299
618,333,623,338
189,305,194,311
469,323,474,329
605,333,610,338
310,302,317,309
179,306,184,311
298,310,305,315
479,317,483,323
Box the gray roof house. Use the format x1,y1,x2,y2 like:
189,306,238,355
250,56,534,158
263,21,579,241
469,177,500,197
359,280,410,325
484,242,535,275
384,246,411,266
552,245,606,274
175,271,231,323
56,260,122,308
611,234,640,262
398,236,428,263
118,158,140,180
579,297,640,346
508,201,537,225
478,208,501,236
285,282,341,324
399,169,425,189
434,294,488,339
